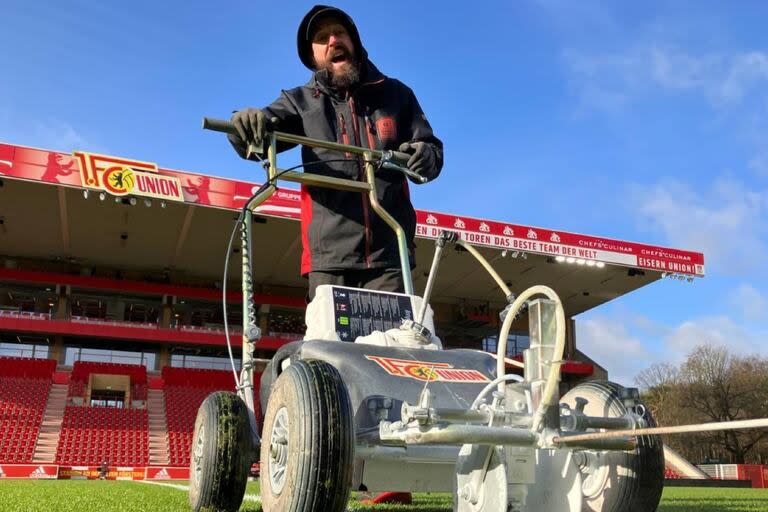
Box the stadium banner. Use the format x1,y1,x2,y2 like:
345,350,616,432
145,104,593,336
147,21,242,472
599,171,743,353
58,466,145,480
415,212,705,276
145,466,190,480
0,464,58,479
0,143,704,276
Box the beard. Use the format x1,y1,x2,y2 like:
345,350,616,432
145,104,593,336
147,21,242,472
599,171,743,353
320,46,360,90
329,61,360,90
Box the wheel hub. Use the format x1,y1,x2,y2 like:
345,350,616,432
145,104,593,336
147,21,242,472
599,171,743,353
574,450,610,499
269,407,289,494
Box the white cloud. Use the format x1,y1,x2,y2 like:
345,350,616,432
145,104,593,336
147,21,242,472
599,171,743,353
0,104,105,154
577,315,652,385
32,120,90,153
631,178,768,275
564,46,768,109
663,315,767,360
728,284,768,322
579,308,768,385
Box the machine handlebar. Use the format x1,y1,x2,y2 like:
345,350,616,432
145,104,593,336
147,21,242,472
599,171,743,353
202,117,421,181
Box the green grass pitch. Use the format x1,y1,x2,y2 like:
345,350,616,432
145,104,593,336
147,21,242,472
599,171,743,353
1,481,767,511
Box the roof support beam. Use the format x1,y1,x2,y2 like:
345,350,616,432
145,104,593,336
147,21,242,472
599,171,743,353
57,188,70,255
170,205,196,269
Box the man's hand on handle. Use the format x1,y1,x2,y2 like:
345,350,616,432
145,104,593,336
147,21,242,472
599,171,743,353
398,141,438,182
231,108,269,145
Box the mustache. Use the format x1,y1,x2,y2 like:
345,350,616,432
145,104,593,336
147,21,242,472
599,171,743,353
328,45,353,60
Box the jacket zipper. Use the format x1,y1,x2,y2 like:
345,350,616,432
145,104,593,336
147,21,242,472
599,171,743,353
348,96,372,268
338,112,351,157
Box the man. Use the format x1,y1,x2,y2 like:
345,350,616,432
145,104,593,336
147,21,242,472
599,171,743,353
229,5,443,300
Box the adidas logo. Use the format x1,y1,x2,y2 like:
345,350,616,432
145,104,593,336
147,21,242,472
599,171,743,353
155,468,170,480
30,466,48,478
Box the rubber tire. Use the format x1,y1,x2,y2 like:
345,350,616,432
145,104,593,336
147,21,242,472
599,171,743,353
560,381,664,512
260,359,354,512
189,391,254,512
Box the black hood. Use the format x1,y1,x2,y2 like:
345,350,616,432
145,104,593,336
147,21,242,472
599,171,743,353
297,5,367,70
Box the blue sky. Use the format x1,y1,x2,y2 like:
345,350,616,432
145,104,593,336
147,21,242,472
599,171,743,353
2,1,767,384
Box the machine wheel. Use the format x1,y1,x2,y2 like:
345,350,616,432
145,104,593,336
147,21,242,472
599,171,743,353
260,359,354,512
454,445,508,512
189,391,254,512
560,381,664,512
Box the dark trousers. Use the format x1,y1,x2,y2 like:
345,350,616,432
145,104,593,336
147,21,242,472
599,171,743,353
307,267,404,301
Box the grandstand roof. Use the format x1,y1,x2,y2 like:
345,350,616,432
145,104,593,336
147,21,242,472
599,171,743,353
0,141,705,315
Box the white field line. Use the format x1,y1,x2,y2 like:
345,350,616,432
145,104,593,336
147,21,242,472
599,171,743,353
139,480,261,502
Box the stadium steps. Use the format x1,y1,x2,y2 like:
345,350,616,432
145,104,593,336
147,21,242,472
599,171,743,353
32,383,68,463
147,389,170,466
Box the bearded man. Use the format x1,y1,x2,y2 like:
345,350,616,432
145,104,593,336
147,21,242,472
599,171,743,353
229,5,443,300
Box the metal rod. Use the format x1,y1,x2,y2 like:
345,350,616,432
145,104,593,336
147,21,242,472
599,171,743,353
554,417,768,444
562,438,637,452
276,170,371,193
432,408,533,427
364,152,413,295
401,425,537,446
417,240,445,325
580,416,637,430
431,408,492,423
355,445,460,463
276,131,387,159
203,118,390,160
239,208,261,447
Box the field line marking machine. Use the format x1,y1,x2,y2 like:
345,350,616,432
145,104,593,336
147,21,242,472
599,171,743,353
184,118,768,512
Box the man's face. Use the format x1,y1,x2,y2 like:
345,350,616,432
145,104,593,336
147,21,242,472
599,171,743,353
311,18,356,77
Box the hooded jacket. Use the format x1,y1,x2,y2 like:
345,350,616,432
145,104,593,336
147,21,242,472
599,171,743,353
229,8,443,275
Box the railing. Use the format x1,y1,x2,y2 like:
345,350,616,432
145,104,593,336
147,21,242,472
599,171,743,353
178,325,242,335
0,310,301,340
70,316,159,330
0,310,51,320
268,331,305,340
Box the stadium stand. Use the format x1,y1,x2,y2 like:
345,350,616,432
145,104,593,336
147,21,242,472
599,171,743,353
162,367,238,466
665,468,684,479
55,406,149,466
0,357,56,464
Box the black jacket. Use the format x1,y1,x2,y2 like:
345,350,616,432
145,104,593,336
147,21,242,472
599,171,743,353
230,60,443,275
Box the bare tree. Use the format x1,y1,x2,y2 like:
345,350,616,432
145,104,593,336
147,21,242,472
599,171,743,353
636,344,768,464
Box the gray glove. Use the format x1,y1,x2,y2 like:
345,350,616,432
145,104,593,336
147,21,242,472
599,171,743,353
398,141,438,180
231,108,268,145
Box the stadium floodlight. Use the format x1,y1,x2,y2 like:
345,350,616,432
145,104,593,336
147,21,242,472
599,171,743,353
83,190,90,199
555,256,565,263
595,261,605,268
129,197,137,206
566,257,575,264
160,201,167,209
99,192,106,201
144,199,152,207
586,260,595,267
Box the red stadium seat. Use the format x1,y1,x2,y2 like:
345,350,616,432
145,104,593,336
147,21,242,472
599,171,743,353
161,368,246,466
55,405,149,466
0,359,55,464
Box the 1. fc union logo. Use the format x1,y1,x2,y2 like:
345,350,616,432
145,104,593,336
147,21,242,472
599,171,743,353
365,355,490,383
73,151,183,202
103,167,136,196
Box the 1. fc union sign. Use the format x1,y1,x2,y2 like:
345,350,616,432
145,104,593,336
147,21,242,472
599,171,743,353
73,151,184,202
